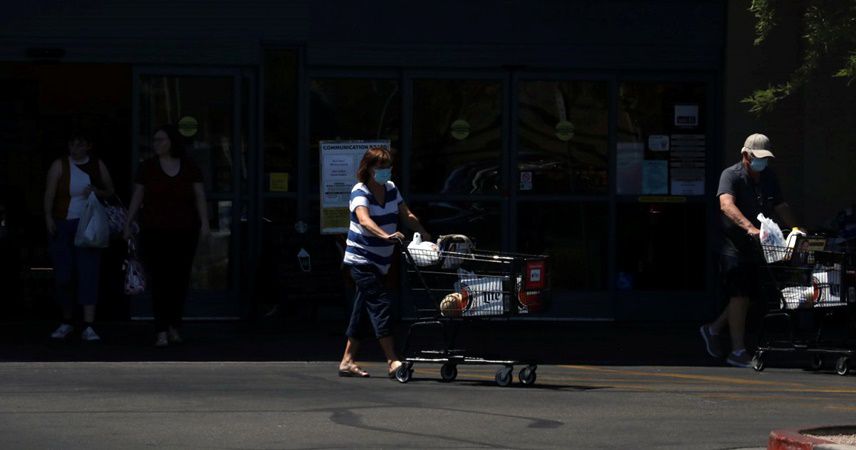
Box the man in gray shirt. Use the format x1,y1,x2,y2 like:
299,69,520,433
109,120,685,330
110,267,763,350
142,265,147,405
700,133,798,367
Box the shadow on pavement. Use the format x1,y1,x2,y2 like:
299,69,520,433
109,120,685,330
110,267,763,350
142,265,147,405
0,318,778,368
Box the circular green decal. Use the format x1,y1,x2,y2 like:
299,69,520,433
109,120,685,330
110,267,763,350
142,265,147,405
178,116,199,137
555,120,575,141
451,119,470,140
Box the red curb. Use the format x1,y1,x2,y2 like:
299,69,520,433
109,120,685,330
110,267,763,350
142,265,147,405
769,429,836,450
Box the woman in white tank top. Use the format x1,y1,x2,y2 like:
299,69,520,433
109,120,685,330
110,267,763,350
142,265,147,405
43,131,115,342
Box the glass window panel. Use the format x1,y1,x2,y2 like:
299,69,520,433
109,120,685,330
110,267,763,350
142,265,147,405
518,80,609,194
191,200,233,291
407,200,502,251
139,76,235,193
412,80,502,194
617,81,707,195
517,203,608,291
263,50,298,193
309,79,400,192
615,202,706,291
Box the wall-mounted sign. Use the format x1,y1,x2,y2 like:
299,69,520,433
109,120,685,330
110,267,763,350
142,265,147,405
269,172,289,192
451,119,470,140
178,116,199,137
674,104,699,128
555,120,575,141
670,134,706,196
320,140,390,234
642,160,668,194
648,135,670,152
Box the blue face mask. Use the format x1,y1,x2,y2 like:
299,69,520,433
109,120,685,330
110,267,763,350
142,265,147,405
373,168,392,184
750,157,768,172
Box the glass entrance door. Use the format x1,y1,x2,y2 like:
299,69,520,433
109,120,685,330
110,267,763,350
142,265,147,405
132,69,252,319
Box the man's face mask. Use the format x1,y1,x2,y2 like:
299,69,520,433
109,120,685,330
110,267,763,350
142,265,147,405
374,167,392,184
750,157,768,172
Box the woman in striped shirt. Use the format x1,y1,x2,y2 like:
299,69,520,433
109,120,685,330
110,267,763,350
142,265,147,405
339,147,431,378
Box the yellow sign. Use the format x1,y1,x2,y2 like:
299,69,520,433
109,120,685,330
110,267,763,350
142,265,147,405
178,116,199,137
451,119,470,140
269,172,289,192
321,208,350,232
555,120,575,141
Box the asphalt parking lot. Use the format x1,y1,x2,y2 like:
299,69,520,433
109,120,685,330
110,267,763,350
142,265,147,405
2,360,855,449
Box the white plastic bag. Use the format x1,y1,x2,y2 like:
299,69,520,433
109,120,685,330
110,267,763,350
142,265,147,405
437,234,473,269
74,192,110,248
758,213,785,263
407,232,440,266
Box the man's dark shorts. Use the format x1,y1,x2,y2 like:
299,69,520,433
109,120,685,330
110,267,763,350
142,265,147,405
720,254,761,300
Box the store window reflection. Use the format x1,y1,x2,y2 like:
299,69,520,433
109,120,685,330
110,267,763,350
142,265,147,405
408,201,501,251
309,78,400,192
139,76,236,193
517,203,607,291
518,80,608,194
412,80,502,194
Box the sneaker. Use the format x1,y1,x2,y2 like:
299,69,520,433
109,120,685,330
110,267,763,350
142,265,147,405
167,327,183,344
80,326,101,342
155,332,169,348
726,349,753,368
699,325,724,358
50,324,74,339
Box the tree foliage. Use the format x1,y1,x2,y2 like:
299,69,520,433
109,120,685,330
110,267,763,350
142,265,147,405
743,0,856,114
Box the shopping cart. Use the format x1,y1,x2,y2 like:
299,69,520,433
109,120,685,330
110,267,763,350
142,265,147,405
752,236,856,375
393,237,550,386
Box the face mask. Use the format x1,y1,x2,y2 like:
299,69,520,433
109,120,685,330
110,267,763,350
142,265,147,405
750,157,768,172
373,168,392,184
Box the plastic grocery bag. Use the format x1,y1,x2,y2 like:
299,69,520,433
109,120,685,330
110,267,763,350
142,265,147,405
74,192,110,248
437,234,473,269
407,232,440,266
758,213,785,263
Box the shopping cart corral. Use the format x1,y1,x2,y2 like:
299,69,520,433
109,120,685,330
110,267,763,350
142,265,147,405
752,237,856,375
394,237,550,386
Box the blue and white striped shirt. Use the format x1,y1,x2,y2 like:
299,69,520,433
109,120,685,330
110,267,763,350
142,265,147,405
343,182,403,274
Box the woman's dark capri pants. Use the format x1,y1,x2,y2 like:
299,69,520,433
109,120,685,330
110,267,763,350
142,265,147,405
346,265,394,340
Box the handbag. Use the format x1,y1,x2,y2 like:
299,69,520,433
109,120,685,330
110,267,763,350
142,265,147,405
103,194,137,238
123,238,146,295
74,192,110,248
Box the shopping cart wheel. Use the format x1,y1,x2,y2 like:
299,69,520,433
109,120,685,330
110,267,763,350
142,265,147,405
835,357,850,376
495,366,513,387
809,354,823,371
519,366,537,386
440,363,457,382
752,352,765,372
395,362,414,383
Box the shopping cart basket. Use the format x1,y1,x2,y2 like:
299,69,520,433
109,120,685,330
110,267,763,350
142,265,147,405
752,236,856,375
393,238,550,386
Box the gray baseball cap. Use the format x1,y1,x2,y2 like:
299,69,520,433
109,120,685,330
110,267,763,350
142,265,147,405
741,133,775,158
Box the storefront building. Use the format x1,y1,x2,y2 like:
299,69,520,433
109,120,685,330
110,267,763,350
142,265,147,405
1,1,730,322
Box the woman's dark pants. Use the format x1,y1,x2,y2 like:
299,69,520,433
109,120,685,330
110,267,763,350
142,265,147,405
345,265,393,340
